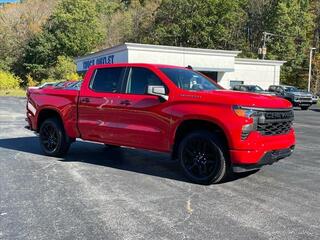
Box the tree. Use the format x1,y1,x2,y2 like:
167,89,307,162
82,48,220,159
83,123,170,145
97,0,161,48
0,0,57,72
265,0,313,88
24,0,105,81
49,56,79,81
242,0,275,57
143,0,247,50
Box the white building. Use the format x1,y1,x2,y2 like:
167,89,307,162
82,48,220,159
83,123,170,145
75,43,285,89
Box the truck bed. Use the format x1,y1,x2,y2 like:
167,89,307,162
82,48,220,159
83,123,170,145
26,84,80,138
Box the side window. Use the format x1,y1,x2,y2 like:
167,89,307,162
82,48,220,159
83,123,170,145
269,86,275,92
126,67,164,94
240,86,247,91
276,86,283,93
90,67,125,93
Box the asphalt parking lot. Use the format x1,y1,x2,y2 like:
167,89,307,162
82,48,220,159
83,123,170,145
0,97,319,240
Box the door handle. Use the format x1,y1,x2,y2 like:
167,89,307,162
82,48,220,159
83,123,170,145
80,97,90,103
120,100,131,106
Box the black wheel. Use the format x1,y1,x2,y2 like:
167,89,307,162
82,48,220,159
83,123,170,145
178,131,228,185
39,118,71,157
301,106,309,110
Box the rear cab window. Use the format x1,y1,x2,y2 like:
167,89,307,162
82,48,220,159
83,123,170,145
90,67,126,93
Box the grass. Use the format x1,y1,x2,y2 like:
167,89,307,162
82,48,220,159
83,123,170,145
0,88,26,97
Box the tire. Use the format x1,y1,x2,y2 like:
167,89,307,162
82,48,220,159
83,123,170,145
301,106,309,110
39,117,71,157
178,130,229,185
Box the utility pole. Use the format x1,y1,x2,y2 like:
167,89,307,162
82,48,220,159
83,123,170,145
308,47,316,92
262,32,267,60
260,32,283,60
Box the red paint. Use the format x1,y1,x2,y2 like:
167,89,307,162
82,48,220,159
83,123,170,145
26,63,295,166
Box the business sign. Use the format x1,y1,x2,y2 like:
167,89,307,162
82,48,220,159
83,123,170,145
82,54,115,71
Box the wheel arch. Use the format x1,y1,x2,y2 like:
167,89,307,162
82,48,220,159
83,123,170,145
36,108,63,133
171,118,230,160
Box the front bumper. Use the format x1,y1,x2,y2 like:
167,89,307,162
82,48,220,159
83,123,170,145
232,145,295,172
293,100,312,107
230,127,295,161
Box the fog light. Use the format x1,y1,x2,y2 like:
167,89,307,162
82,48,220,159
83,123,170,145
241,123,255,140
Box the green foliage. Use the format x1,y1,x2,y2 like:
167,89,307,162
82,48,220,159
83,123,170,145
26,74,37,87
0,0,319,90
49,56,79,81
24,0,105,81
144,0,247,50
0,71,21,90
265,0,313,88
48,0,104,57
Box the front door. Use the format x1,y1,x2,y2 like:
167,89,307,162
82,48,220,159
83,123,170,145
114,67,172,152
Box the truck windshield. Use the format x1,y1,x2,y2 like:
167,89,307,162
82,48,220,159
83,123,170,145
248,85,263,92
284,86,298,92
160,68,221,91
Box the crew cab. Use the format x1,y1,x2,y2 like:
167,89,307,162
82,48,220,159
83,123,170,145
268,85,313,110
26,63,296,184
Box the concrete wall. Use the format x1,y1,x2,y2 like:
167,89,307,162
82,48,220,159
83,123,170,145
219,58,283,89
127,43,238,72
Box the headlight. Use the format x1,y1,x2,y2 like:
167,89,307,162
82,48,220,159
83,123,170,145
233,106,260,140
233,106,259,118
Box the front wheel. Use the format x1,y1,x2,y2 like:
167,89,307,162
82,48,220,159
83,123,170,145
301,106,310,110
178,131,228,185
39,118,71,157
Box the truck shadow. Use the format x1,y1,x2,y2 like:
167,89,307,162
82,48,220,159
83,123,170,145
0,136,255,184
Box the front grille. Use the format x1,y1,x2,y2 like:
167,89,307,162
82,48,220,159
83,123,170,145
298,97,312,101
257,110,294,136
257,121,292,136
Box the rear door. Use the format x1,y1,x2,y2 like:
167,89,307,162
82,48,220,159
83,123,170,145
113,67,172,151
78,66,127,143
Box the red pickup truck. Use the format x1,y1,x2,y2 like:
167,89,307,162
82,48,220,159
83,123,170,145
26,63,295,184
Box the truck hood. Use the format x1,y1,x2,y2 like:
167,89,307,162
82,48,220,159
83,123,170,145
191,90,292,109
288,91,313,97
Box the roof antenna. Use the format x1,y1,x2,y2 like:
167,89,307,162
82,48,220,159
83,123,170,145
186,65,193,69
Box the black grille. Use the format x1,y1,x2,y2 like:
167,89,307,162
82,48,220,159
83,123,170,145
257,121,292,136
257,110,293,136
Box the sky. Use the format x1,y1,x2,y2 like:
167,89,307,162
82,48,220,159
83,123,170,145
0,0,19,3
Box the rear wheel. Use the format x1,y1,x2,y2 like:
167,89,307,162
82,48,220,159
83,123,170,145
301,106,310,110
178,131,228,185
39,118,71,157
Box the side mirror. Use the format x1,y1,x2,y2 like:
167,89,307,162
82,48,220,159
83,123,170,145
147,85,168,101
